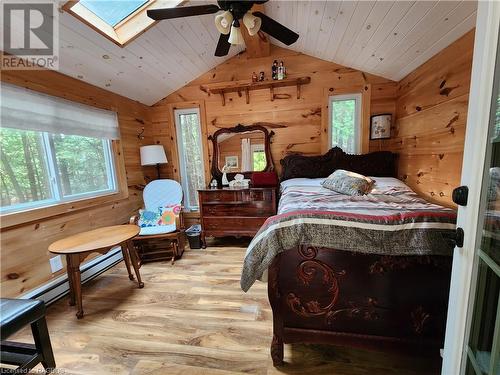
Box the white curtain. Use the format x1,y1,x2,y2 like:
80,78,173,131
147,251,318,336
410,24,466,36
241,138,252,172
1,83,120,139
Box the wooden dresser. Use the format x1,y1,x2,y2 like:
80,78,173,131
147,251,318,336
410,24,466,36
198,187,277,245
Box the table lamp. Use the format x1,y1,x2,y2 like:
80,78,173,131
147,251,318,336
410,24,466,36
140,145,168,179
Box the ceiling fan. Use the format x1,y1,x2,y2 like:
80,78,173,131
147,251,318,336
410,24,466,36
147,1,299,57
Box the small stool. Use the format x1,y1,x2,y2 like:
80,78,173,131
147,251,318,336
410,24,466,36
0,298,56,374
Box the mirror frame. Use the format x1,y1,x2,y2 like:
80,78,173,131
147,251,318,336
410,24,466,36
208,124,275,184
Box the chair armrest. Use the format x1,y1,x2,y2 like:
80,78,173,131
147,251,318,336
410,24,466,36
130,214,139,225
177,206,186,230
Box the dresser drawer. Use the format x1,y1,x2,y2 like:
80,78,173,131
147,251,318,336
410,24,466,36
202,202,274,217
199,189,275,203
248,189,275,202
203,217,268,233
200,190,240,203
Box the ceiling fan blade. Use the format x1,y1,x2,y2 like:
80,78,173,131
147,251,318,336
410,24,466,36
252,11,299,46
147,4,220,20
215,33,231,57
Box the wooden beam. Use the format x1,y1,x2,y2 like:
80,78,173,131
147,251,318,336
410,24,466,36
241,4,271,58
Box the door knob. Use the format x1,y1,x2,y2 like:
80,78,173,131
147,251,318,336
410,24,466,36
452,227,465,248
452,186,468,206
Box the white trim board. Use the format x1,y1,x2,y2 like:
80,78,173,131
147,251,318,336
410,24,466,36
20,247,123,306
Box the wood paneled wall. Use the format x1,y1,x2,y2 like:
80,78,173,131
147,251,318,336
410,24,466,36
151,46,397,182
373,30,474,207
1,69,152,297
1,32,473,296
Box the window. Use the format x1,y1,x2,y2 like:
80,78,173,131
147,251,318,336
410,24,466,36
79,0,148,27
251,144,266,172
1,129,116,213
329,94,362,154
1,83,120,215
64,0,182,47
174,108,205,211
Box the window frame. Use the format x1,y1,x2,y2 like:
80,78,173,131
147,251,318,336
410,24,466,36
251,143,265,172
1,131,118,215
174,107,205,211
63,0,182,47
328,93,362,154
0,138,128,229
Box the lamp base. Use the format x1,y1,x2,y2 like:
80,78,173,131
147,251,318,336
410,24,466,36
156,163,161,179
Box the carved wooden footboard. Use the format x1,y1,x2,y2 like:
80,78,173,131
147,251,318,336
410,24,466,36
267,246,452,366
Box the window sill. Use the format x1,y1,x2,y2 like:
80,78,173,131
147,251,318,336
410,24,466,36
0,189,129,230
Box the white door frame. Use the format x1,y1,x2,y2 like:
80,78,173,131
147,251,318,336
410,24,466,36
442,3,500,374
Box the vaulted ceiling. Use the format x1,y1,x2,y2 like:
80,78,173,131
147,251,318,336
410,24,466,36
265,0,477,81
24,1,478,106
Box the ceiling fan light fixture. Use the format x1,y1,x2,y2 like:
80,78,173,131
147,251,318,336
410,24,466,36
228,19,244,45
215,10,233,35
243,11,261,36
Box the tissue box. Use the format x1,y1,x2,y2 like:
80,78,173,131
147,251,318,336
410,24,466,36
251,172,278,187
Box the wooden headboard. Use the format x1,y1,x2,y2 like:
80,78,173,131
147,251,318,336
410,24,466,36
280,147,398,181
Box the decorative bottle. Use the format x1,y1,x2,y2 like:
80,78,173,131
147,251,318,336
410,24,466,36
278,61,285,80
272,60,278,80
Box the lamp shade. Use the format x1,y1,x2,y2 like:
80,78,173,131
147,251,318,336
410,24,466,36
215,10,233,35
140,145,168,166
228,22,244,45
243,12,261,36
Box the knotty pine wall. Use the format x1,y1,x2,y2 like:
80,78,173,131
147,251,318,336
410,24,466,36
1,33,473,296
151,45,397,185
1,69,152,297
373,30,474,207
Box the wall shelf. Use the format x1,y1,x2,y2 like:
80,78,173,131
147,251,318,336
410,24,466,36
201,76,311,106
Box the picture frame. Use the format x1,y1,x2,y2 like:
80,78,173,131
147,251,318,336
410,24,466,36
225,155,239,169
370,114,392,140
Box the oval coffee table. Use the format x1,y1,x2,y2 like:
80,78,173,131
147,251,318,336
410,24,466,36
49,224,143,319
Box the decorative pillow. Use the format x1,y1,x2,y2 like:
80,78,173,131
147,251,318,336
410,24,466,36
137,209,161,228
321,169,375,196
158,204,181,226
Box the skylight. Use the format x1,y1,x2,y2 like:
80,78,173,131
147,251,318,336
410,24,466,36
79,0,148,27
64,0,182,47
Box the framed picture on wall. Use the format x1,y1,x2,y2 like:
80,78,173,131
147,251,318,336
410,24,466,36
225,155,238,169
370,114,392,140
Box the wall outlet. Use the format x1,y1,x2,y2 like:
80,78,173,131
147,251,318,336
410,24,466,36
49,255,63,273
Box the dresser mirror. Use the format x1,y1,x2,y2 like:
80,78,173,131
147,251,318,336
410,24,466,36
209,124,274,184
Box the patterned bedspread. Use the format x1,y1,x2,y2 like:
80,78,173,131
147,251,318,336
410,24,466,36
241,177,457,292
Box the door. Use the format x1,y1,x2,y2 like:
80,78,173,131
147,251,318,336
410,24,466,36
464,45,500,375
442,3,500,374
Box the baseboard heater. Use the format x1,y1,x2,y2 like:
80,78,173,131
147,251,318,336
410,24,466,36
19,247,123,305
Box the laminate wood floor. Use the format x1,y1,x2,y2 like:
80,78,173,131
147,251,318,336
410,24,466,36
11,240,441,375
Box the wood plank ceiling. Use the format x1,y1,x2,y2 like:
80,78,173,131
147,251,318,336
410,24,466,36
14,1,477,105
265,0,477,83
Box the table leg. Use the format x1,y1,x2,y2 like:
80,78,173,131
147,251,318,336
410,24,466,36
66,257,76,307
126,240,144,288
121,242,134,280
67,254,83,319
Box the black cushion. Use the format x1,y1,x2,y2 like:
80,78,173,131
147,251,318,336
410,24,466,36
0,298,46,340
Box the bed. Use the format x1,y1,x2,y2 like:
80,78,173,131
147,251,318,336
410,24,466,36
241,147,457,366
